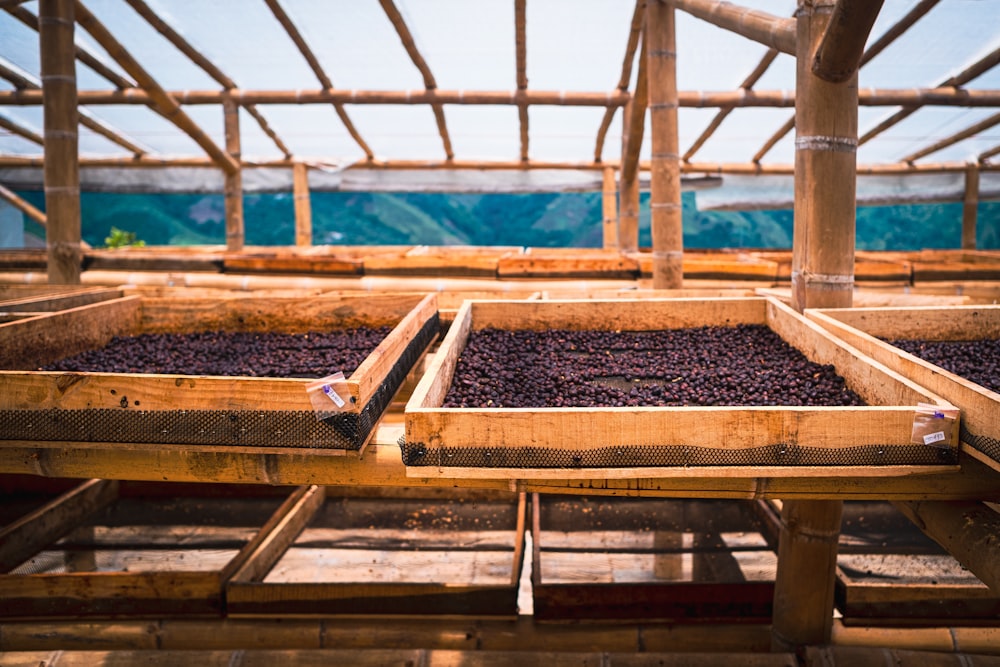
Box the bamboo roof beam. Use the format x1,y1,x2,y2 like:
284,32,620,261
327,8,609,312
73,0,239,175
861,44,1000,145
900,110,1000,163
755,0,937,161
594,0,644,163
378,0,453,161
515,0,529,162
811,0,885,83
264,0,374,161
0,181,46,226
0,111,43,145
123,0,292,160
669,0,796,55
979,143,1000,163
621,41,649,185
5,4,135,90
0,56,148,156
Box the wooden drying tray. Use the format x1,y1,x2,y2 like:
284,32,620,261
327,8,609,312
0,292,439,452
404,297,961,479
806,304,1000,473
226,490,526,618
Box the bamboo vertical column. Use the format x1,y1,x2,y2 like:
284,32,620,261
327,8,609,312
602,166,618,249
962,162,979,250
39,0,81,284
223,99,244,252
293,161,312,247
646,0,683,289
774,0,856,651
619,99,640,253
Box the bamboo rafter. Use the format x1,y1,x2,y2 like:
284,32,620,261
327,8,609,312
73,0,239,174
122,0,292,159
0,56,148,156
594,0,644,163
901,110,1000,163
0,181,46,225
669,0,796,55
980,142,1000,162
754,0,939,162
621,38,649,184
378,0,453,161
263,0,374,161
811,0,886,84
860,44,1000,146
0,110,43,145
515,0,529,162
5,4,135,90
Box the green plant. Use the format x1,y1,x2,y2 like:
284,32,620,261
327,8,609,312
104,226,146,249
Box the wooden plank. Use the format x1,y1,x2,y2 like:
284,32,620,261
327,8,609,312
0,287,121,312
0,479,119,572
225,485,325,583
497,250,639,280
222,253,364,276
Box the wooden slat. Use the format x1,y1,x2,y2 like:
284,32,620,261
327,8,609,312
0,479,118,572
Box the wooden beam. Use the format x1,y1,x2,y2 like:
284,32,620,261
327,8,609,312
894,501,1000,595
670,0,796,55
40,0,82,285
601,166,618,249
962,163,979,250
594,0,644,163
647,0,682,289
0,479,118,572
222,99,244,251
0,181,47,226
378,0,453,161
901,110,1000,164
6,4,136,90
861,44,1000,145
0,111,43,145
264,0,374,161
811,0,885,83
73,0,239,175
293,161,312,247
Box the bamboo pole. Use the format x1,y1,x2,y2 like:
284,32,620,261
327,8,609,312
0,181,46,225
894,501,1000,595
772,0,856,651
962,162,979,250
293,161,312,247
670,0,796,55
223,99,244,252
0,57,38,89
594,0,644,163
264,0,374,161
122,0,291,159
857,0,939,68
647,0,682,288
901,110,1000,163
73,0,239,175
979,143,1000,162
811,0,885,83
0,111,43,145
601,166,618,249
7,4,135,89
618,40,648,253
39,0,81,285
753,116,794,163
515,0,529,162
378,0,453,161
861,44,1000,145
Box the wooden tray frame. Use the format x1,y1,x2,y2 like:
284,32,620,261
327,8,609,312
404,297,959,478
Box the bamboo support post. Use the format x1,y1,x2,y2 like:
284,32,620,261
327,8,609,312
7,4,135,90
515,0,529,162
39,0,82,284
264,0,374,161
594,0,644,162
378,0,453,160
601,166,618,249
73,0,238,175
0,111,43,145
670,0,796,55
811,0,885,83
962,163,979,249
0,181,46,225
647,0,682,288
293,161,312,247
893,501,1000,595
223,99,244,252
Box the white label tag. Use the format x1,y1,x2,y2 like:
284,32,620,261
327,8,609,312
322,383,345,408
923,431,946,446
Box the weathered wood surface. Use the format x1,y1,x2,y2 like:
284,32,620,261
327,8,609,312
0,287,121,312
366,246,523,277
498,249,640,280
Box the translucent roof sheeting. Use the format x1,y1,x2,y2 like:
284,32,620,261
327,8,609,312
0,0,999,172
